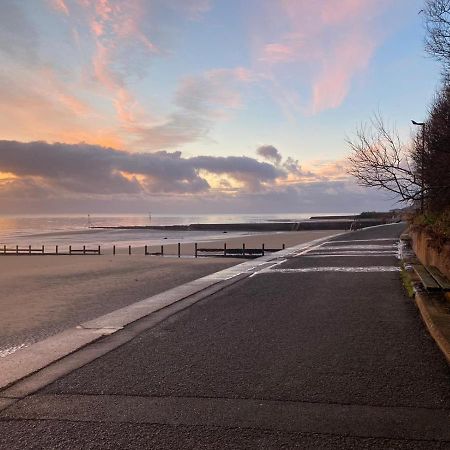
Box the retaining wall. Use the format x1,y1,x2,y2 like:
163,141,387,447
410,229,450,279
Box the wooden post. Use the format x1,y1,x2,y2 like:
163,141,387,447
29,245,31,255
161,245,164,256
113,245,116,255
83,245,86,255
178,242,181,258
98,245,101,255
145,245,147,255
195,243,198,258
224,242,227,257
4,244,6,255
16,245,18,255
262,243,265,256
56,245,58,255
128,245,131,255
69,245,72,254
42,245,45,254
282,243,285,250
242,243,245,256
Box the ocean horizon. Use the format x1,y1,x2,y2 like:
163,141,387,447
0,213,354,246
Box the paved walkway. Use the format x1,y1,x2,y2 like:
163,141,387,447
1,224,449,448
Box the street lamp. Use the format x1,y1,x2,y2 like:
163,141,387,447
411,120,425,213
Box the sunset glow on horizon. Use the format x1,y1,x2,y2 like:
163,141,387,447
0,0,441,213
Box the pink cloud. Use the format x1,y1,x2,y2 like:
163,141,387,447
90,20,103,37
305,159,349,181
261,43,296,63
254,0,388,114
176,68,254,115
48,0,69,16
82,1,159,132
311,30,377,113
0,66,123,148
43,0,219,150
48,0,160,132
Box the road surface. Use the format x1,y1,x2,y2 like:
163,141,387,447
1,223,449,448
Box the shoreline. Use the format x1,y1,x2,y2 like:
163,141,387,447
89,218,388,232
0,230,339,354
0,230,339,256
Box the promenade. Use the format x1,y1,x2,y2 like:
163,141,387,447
1,224,449,448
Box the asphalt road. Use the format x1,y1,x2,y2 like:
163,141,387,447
1,223,450,449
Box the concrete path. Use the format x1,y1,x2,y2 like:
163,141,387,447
1,224,449,449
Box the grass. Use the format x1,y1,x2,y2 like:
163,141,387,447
400,266,415,298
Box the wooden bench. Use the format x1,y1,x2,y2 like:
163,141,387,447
427,266,450,291
413,264,450,291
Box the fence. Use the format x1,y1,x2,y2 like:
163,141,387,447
1,245,101,255
0,243,286,258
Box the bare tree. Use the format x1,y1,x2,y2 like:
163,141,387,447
346,1,450,211
347,115,421,204
415,84,450,211
424,0,450,64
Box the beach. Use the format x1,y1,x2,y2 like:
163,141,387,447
0,230,339,356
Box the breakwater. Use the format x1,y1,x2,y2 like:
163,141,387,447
90,218,388,232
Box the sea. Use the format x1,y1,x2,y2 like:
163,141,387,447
0,213,347,247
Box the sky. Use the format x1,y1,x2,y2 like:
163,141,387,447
0,0,443,214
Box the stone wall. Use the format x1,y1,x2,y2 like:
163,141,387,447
410,229,450,278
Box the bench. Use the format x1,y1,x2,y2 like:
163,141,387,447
413,264,450,291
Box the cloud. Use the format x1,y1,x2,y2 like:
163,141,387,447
260,43,295,63
0,140,397,213
0,64,124,148
42,0,216,150
48,0,70,16
0,0,226,151
256,145,282,165
80,0,161,131
128,67,254,149
254,0,389,114
0,141,282,196
309,159,349,181
175,68,252,116
256,145,315,182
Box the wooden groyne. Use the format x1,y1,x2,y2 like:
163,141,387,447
1,245,101,255
0,242,286,259
144,242,286,258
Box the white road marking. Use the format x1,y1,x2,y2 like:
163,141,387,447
0,343,28,358
262,266,400,273
292,242,328,257
249,259,287,277
327,238,397,244
320,245,396,250
309,250,396,255
302,254,397,258
291,239,399,258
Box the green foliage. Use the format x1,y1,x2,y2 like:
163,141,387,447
411,208,450,242
400,267,415,298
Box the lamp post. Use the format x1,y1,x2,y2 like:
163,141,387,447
411,120,425,213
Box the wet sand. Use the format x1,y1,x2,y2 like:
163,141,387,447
0,230,340,354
